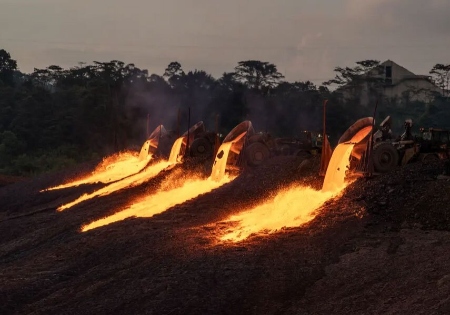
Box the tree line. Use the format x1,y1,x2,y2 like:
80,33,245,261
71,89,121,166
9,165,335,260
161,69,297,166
0,49,449,176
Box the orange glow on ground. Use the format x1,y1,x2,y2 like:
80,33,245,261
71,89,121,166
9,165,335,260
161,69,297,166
79,135,237,231
46,152,151,191
81,175,234,232
58,161,172,211
218,141,356,242
56,134,192,211
220,186,338,242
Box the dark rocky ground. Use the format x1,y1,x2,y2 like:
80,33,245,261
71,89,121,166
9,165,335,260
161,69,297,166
1,154,449,315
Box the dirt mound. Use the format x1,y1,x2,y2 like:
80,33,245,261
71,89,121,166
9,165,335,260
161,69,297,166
0,174,26,187
343,160,450,231
1,156,450,314
296,229,450,314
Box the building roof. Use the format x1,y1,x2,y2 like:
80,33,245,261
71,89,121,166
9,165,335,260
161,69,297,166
380,60,415,76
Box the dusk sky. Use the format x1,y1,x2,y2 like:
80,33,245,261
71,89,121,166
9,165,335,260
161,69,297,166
1,0,450,85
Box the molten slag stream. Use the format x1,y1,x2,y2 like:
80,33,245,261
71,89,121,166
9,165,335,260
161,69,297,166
57,161,172,211
211,142,233,182
219,142,356,242
55,136,188,210
81,140,238,232
81,175,234,232
321,143,356,192
46,152,151,191
220,187,336,242
169,137,185,163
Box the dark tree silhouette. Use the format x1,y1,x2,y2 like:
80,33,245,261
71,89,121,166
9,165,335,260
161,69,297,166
323,60,384,89
430,63,450,97
0,49,18,86
0,48,449,176
163,61,185,88
234,60,284,92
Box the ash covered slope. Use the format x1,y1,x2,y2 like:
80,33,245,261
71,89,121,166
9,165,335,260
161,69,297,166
0,157,450,315
295,161,450,315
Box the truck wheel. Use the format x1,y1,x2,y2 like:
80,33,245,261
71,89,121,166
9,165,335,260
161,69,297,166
294,150,312,160
422,153,439,165
373,142,399,173
280,145,291,156
245,142,270,166
190,137,212,157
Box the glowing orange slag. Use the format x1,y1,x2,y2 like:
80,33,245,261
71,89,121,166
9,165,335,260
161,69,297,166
57,161,172,211
138,139,155,161
322,125,372,192
45,151,151,191
211,142,233,182
169,137,185,163
138,124,167,161
58,134,191,211
81,140,239,231
211,131,247,182
82,175,234,232
350,126,372,143
321,143,355,192
220,186,336,242
218,140,359,242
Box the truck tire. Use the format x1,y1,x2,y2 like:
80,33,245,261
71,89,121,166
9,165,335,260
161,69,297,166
421,153,439,165
373,142,399,173
280,145,291,155
294,150,312,160
190,137,212,157
245,142,270,166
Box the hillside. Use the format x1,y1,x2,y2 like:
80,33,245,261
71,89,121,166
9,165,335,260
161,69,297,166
1,156,450,315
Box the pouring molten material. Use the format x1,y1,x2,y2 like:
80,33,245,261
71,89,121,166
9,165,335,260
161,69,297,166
211,121,255,182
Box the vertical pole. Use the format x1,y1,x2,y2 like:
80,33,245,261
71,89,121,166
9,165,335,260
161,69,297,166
322,99,328,140
265,90,270,133
215,113,219,135
186,107,191,156
113,89,119,151
177,108,181,137
319,99,329,176
366,100,379,176
155,122,161,156
213,113,220,161
146,113,150,138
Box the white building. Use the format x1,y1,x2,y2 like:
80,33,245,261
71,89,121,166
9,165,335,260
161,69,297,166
338,60,443,106
380,60,442,104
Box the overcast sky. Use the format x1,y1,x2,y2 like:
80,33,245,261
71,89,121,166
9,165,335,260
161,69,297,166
1,0,450,85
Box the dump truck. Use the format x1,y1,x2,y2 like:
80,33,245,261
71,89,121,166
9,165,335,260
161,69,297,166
165,121,220,164
338,116,418,174
185,121,219,158
243,130,325,167
369,118,450,172
140,121,219,161
138,125,168,161
371,117,417,173
211,120,327,179
211,120,255,180
416,127,450,163
339,115,450,175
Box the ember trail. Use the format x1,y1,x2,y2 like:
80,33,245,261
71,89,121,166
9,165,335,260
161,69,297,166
80,121,248,231
218,118,373,242
44,125,168,192
45,151,151,191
